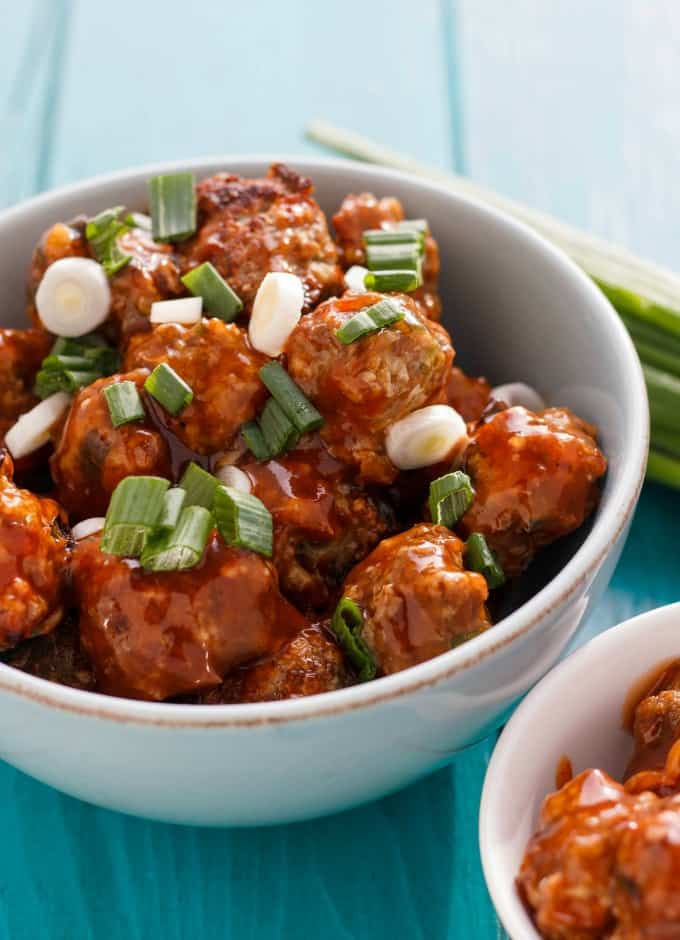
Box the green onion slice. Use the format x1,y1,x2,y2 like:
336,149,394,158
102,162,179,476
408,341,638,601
103,380,146,428
85,206,132,276
363,229,421,246
465,533,506,589
140,505,212,572
241,420,271,461
178,461,219,509
34,334,120,400
181,262,243,322
100,476,170,557
144,363,193,416
363,269,421,293
330,597,377,682
157,487,186,533
335,298,406,345
213,485,273,557
428,471,475,528
149,172,196,242
259,398,298,456
365,241,422,273
258,363,323,434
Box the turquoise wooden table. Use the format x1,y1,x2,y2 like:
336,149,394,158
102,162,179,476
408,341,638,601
1,2,679,936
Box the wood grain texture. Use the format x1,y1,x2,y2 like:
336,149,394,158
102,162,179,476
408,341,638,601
0,1,679,937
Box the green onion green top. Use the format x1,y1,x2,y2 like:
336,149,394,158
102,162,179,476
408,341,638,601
363,269,421,293
34,333,120,400
140,505,213,572
100,476,170,557
259,398,299,457
178,461,219,510
241,420,271,462
149,172,196,242
428,471,475,528
258,362,324,434
156,487,187,534
330,597,377,682
465,533,506,589
144,362,193,416
335,298,406,345
103,380,146,428
181,262,243,322
85,206,132,276
213,485,273,557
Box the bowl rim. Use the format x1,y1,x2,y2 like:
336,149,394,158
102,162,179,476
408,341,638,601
0,154,649,727
478,600,680,940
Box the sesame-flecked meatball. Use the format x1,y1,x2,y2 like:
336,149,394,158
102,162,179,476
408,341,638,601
199,624,349,704
27,220,183,342
240,436,390,609
0,452,69,650
0,328,52,438
460,407,607,577
123,318,268,455
72,532,308,701
181,163,343,315
332,191,442,320
285,292,453,484
50,370,171,520
342,524,490,675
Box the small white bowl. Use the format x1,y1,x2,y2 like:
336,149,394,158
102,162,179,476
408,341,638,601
480,601,680,940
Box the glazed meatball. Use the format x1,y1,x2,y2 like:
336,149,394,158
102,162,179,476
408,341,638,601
286,292,453,484
445,366,491,424
123,319,267,455
200,624,349,704
51,370,171,519
460,406,607,577
0,452,69,650
182,163,343,315
72,532,308,701
27,219,183,342
332,191,442,320
342,524,490,675
625,661,680,785
1,615,95,692
239,436,389,609
0,328,52,438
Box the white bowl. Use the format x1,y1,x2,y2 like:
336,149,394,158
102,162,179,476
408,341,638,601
479,602,680,940
0,156,648,826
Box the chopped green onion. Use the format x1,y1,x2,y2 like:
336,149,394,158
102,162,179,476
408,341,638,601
144,363,193,416
259,398,298,456
363,229,422,246
157,487,186,533
335,298,405,345
100,476,170,557
41,354,95,372
125,211,152,231
241,420,270,461
330,597,377,682
85,206,132,276
140,505,212,572
149,172,196,242
429,471,475,528
181,262,243,322
465,533,506,589
178,461,219,509
103,380,146,428
384,218,428,250
35,334,120,400
34,369,101,398
365,241,422,273
258,362,324,433
363,269,421,292
213,485,273,557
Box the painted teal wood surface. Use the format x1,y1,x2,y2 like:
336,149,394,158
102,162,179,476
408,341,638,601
1,1,679,937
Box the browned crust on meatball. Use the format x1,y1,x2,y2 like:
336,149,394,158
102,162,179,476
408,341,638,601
0,329,52,438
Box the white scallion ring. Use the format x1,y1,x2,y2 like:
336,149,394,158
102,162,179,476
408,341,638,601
491,382,545,412
249,272,304,357
71,517,106,541
215,465,252,494
35,257,111,336
344,265,369,293
150,296,203,325
4,392,72,460
385,404,469,471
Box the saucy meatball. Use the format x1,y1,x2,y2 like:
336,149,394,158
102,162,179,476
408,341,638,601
342,523,490,675
0,452,69,650
51,370,171,520
286,292,453,484
200,624,349,704
182,163,343,315
72,532,308,701
27,219,183,342
0,328,52,438
240,436,389,609
1,615,95,692
445,366,491,424
123,318,267,455
460,406,607,577
332,191,442,320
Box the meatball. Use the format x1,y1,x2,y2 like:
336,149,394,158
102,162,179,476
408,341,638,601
27,219,183,342
286,292,453,484
181,163,343,315
342,523,490,675
123,319,267,455
445,366,491,424
0,328,52,438
72,532,308,701
240,436,389,609
332,191,442,320
626,691,680,783
0,451,69,650
460,406,607,577
1,615,95,692
51,370,171,520
199,624,349,704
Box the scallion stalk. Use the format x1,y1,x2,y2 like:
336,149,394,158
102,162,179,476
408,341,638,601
330,597,377,682
213,485,273,557
140,505,212,572
465,533,506,589
259,398,299,456
258,363,324,434
181,262,243,321
149,172,196,242
103,380,146,427
144,363,193,416
178,461,219,509
100,476,170,557
428,471,475,528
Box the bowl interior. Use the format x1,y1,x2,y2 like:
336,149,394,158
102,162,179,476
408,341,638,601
480,602,680,940
0,156,645,629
